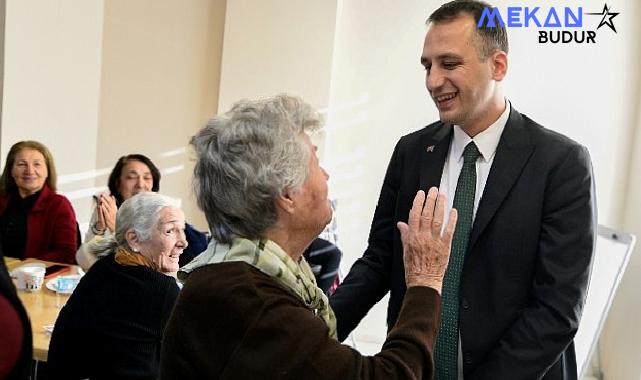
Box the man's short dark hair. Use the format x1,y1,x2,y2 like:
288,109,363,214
427,0,509,59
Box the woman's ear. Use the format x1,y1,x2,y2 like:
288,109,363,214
125,229,140,252
274,188,296,215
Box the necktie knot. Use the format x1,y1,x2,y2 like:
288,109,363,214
463,142,480,164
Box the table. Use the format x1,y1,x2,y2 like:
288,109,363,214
4,257,79,362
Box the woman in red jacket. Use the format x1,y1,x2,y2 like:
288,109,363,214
0,140,77,264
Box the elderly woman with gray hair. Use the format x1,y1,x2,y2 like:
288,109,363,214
161,94,457,380
48,192,187,380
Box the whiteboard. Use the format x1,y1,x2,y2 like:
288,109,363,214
575,224,636,378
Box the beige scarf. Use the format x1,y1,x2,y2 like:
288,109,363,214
183,238,337,339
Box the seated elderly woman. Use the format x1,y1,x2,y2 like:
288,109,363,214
76,153,207,270
161,95,457,379
48,192,187,380
0,141,77,264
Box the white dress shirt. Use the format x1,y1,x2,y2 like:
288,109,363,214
437,99,510,379
439,100,510,226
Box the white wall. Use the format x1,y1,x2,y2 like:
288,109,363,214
96,0,226,231
218,0,338,113
1,0,105,220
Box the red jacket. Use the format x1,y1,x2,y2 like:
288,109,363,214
0,185,77,264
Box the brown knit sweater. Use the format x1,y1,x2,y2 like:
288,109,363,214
161,262,440,379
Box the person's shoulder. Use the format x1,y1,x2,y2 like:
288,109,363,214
51,192,74,206
41,187,75,211
387,120,449,160
93,255,175,288
512,110,584,150
180,262,298,308
399,120,445,143
184,262,284,294
131,265,180,293
79,253,115,280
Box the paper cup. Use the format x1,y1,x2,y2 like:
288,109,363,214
22,267,46,292
14,263,46,290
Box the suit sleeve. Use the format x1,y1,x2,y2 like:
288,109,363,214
330,141,404,341
469,145,596,379
39,196,78,264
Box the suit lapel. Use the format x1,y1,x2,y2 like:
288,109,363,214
468,109,535,250
419,123,453,191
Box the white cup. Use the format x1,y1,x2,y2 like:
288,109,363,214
14,263,46,290
21,267,46,292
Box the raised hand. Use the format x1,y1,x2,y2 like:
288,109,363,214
397,187,457,294
99,194,118,233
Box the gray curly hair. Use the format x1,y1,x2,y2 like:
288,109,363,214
190,94,323,244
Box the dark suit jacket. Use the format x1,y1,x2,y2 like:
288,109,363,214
330,107,596,380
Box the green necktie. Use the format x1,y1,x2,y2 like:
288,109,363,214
435,141,480,380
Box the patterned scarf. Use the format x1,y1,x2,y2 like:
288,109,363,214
114,246,157,270
181,238,337,339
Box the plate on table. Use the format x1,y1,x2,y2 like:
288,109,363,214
45,275,82,294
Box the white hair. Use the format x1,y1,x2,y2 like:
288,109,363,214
190,94,323,244
91,192,180,255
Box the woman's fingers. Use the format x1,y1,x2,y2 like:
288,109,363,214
409,187,454,239
420,187,437,232
408,190,426,231
432,191,446,236
397,221,409,244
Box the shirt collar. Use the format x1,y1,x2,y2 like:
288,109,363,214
451,99,510,163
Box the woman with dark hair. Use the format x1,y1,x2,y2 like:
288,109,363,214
76,154,207,270
107,154,161,206
0,140,78,264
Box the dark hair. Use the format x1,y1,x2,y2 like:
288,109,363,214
427,0,509,59
0,140,58,196
107,154,161,206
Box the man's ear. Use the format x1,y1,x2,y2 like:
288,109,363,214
125,229,140,252
274,188,296,215
491,50,508,81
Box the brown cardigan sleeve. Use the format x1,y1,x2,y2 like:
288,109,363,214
161,263,440,380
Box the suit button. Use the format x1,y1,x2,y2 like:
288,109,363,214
461,298,470,310
464,352,473,365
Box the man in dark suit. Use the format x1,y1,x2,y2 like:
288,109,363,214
330,1,596,379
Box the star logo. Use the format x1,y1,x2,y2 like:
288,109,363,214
586,4,620,33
